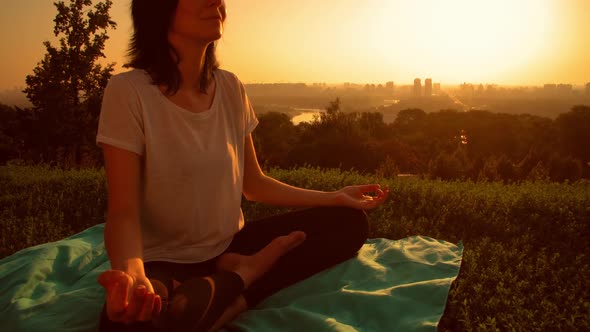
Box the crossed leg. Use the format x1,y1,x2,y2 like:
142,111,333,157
99,231,306,332
99,207,368,332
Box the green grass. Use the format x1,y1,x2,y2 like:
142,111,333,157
1,164,589,331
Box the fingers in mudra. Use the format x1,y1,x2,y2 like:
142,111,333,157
136,289,158,322
99,272,129,320
125,285,155,324
356,184,389,208
98,270,161,323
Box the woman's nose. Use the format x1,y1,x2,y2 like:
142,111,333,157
208,0,223,7
211,0,226,20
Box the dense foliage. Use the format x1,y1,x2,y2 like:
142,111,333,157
1,164,588,331
253,102,590,182
3,91,589,181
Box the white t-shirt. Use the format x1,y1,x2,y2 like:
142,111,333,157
96,68,258,263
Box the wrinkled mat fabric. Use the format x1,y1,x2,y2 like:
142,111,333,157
0,223,463,331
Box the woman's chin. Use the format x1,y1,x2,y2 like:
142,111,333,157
202,30,223,43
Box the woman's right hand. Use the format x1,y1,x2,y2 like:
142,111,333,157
97,270,162,324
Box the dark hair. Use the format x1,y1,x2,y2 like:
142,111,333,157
126,0,221,95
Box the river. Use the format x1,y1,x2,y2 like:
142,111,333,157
291,108,324,125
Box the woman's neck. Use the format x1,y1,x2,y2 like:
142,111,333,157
169,35,211,93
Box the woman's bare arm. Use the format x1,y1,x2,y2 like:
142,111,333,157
242,134,389,209
99,144,160,323
102,143,146,277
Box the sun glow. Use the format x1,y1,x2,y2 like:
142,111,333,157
357,0,558,84
1,0,584,89
220,0,563,85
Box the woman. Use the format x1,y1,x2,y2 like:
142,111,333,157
96,0,389,331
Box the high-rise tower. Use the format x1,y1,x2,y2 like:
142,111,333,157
413,78,422,97
424,78,432,97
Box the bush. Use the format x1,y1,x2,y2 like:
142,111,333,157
0,164,107,258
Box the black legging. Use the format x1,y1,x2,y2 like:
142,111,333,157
98,206,368,332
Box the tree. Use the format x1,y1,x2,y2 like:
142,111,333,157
392,108,427,133
253,112,298,168
555,105,590,164
428,150,467,181
0,103,21,163
375,155,399,179
358,112,388,139
526,161,549,182
548,154,583,182
23,0,116,168
495,155,518,183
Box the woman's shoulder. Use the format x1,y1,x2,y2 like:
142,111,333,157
215,68,247,101
103,69,158,104
215,68,244,87
109,69,152,87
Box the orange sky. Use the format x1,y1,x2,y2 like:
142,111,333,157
0,0,588,90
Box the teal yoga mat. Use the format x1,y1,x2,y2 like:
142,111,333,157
0,224,463,331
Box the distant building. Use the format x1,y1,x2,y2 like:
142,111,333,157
460,82,474,98
364,84,377,93
433,83,441,95
486,84,497,96
543,84,557,96
557,84,573,96
543,83,574,97
385,81,395,94
477,84,484,96
413,78,422,97
424,78,432,97
586,82,590,95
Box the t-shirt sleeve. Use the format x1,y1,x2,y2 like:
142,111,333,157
236,77,259,136
96,74,145,156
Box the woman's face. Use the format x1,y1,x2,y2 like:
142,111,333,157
169,0,227,44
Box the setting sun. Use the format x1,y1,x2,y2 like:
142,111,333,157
375,0,557,83
217,0,580,85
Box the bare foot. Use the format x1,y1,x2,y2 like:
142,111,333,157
216,231,306,288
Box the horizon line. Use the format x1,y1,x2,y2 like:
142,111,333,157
2,80,590,91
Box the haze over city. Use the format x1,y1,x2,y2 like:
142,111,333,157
1,0,589,93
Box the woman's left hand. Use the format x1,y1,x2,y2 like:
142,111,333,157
335,184,390,210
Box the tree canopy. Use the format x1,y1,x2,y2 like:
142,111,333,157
23,0,116,168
